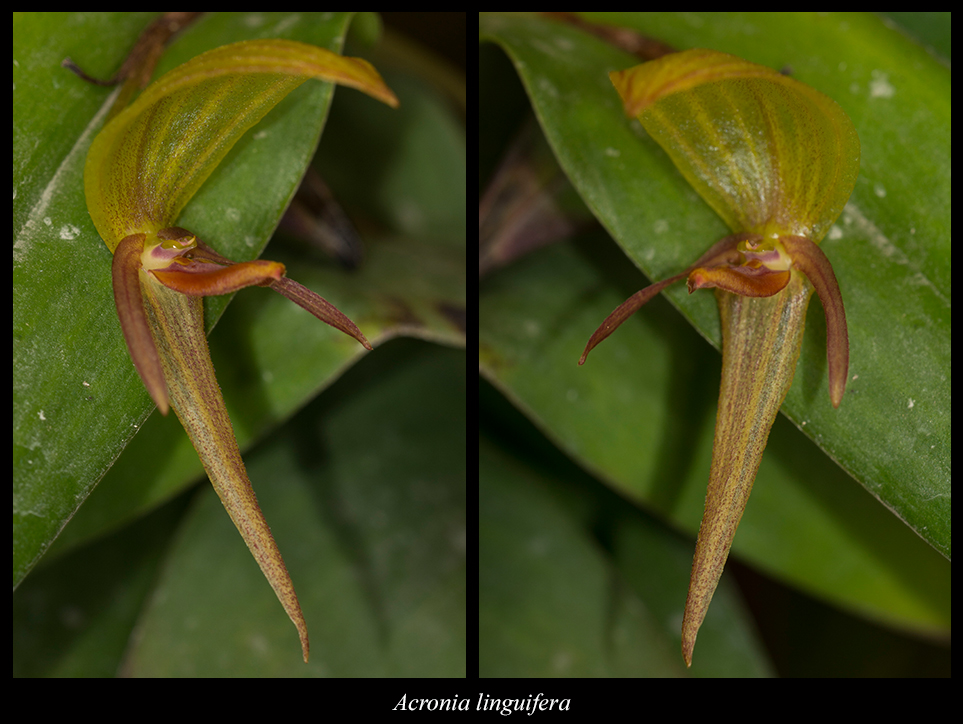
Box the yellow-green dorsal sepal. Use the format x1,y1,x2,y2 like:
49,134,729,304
610,48,859,243
85,38,399,253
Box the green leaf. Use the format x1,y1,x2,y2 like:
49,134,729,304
479,11,949,668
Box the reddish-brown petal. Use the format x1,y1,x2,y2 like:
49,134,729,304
112,233,169,414
686,265,791,297
579,233,749,365
578,274,686,366
271,276,372,351
153,244,371,352
151,259,286,296
781,235,849,407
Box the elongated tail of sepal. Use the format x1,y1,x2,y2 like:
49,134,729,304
140,273,310,663
681,273,812,666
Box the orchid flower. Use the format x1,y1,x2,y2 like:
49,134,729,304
579,49,859,666
83,38,398,662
